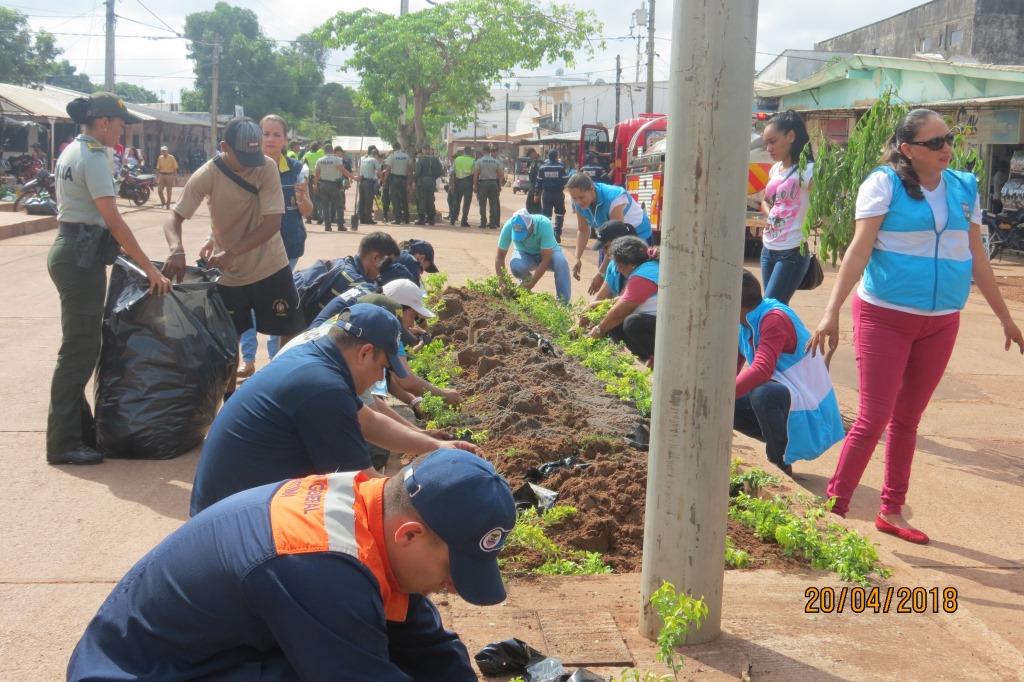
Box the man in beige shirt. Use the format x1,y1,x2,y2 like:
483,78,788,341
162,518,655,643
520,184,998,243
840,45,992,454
162,118,306,393
155,146,179,209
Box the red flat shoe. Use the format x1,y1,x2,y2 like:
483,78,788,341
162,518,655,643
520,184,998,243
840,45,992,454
875,515,929,544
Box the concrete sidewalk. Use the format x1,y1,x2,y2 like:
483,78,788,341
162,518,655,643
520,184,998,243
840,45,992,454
1,189,1022,680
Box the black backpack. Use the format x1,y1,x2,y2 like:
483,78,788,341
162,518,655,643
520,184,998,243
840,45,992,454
294,258,370,324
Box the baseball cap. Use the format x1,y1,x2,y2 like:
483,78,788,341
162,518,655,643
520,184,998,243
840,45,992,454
223,117,265,168
379,258,420,288
406,240,438,273
383,279,435,319
593,220,637,251
160,145,168,151
547,149,558,161
403,449,516,606
506,208,532,242
79,92,142,124
336,303,408,377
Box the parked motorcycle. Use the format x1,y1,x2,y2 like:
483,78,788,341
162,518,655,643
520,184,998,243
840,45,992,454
13,168,55,212
4,154,41,183
116,167,155,206
983,208,1024,260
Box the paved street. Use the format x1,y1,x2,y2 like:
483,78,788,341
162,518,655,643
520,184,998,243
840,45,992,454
1,187,1022,679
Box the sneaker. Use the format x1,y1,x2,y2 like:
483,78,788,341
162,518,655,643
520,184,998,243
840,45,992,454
337,226,349,231
414,220,427,225
47,445,103,465
460,221,470,227
325,226,333,232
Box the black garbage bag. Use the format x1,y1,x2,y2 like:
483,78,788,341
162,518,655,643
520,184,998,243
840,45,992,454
95,257,238,459
475,638,545,677
526,453,590,483
513,482,559,513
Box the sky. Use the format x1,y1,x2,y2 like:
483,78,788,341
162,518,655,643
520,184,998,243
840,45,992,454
14,0,931,107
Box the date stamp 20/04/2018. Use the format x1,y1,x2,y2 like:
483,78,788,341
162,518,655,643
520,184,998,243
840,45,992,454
804,586,959,614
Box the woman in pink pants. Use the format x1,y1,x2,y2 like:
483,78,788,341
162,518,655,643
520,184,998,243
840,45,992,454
808,109,1023,544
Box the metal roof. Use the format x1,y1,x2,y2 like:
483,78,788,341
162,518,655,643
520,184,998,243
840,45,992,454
756,54,1024,98
0,83,210,126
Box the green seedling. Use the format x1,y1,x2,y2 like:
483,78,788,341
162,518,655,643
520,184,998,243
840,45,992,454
649,582,708,680
724,536,750,569
729,467,781,496
407,338,461,388
505,506,611,576
729,493,890,585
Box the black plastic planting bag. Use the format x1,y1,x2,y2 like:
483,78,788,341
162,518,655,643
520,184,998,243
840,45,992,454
95,258,238,459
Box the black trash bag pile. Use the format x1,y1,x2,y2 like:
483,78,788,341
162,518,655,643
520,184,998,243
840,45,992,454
526,452,590,483
95,258,238,459
475,638,605,681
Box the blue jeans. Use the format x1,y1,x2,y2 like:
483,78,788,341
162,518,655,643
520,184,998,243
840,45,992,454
509,249,571,303
240,257,299,363
760,246,810,305
734,380,791,468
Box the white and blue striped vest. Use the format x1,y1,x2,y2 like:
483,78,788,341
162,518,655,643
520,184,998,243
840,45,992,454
862,166,977,312
739,299,845,464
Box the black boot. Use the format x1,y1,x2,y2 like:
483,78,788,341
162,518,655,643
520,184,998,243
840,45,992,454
48,445,104,465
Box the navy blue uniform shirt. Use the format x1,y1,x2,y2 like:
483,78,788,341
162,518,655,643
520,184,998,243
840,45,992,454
189,335,368,515
69,480,474,681
537,160,567,193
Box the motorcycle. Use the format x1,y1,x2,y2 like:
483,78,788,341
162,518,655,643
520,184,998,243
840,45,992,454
982,209,1024,260
4,154,41,183
14,168,55,212
116,167,155,206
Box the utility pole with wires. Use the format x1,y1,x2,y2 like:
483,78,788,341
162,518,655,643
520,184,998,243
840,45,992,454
615,54,622,125
630,1,647,84
645,0,656,113
209,40,221,157
104,0,116,91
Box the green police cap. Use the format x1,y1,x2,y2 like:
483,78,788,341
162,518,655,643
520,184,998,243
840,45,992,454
86,92,142,124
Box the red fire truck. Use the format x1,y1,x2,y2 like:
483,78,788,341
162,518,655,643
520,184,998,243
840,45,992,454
578,115,773,252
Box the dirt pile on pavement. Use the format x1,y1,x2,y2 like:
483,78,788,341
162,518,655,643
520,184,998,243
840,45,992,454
428,287,801,573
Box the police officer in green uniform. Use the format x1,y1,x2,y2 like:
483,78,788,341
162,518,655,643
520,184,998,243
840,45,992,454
473,143,504,229
48,93,171,465
414,145,444,225
315,145,356,232
383,143,412,224
450,147,475,227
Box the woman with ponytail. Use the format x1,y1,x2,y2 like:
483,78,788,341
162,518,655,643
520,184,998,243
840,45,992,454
808,109,1022,543
760,109,814,303
47,93,170,466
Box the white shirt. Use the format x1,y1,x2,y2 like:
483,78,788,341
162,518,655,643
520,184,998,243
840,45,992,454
763,162,813,250
855,170,981,316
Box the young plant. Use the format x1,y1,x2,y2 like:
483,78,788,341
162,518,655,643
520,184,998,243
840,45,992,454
406,338,461,388
505,506,612,576
417,393,463,430
724,536,750,569
801,88,907,264
729,467,781,496
649,582,709,680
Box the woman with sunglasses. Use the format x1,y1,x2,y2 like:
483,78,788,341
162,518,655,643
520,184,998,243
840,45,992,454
808,108,1023,544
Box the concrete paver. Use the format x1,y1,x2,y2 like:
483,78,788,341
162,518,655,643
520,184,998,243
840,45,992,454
1,187,1023,680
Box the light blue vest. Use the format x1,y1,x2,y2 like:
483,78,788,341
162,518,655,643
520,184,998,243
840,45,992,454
605,259,657,295
575,183,653,244
862,166,977,312
739,299,845,464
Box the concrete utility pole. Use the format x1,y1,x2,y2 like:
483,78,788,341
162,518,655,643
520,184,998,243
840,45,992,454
639,0,758,645
209,41,221,157
104,0,116,91
645,0,655,113
615,54,622,125
505,88,510,149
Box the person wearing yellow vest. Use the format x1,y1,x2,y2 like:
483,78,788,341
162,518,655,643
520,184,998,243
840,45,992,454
68,449,516,680
450,146,475,227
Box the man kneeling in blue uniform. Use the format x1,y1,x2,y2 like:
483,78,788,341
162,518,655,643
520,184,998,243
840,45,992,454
68,449,516,681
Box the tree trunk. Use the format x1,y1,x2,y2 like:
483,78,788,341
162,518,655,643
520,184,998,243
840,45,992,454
412,87,430,149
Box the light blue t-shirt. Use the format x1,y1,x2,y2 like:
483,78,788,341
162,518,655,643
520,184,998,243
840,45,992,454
498,214,560,256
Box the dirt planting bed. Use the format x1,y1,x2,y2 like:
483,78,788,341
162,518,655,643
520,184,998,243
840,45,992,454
429,286,802,574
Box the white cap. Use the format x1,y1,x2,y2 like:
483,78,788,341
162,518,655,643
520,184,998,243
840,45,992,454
383,279,435,318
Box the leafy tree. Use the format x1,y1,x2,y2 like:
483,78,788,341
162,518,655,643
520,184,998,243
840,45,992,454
0,8,61,85
295,118,335,143
114,83,160,103
45,60,95,93
316,0,601,148
312,83,375,137
182,2,281,118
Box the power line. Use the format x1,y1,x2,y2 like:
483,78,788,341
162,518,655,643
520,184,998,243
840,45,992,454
134,0,180,36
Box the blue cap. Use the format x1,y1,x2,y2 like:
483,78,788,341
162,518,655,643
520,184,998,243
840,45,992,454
506,208,532,242
336,303,408,378
404,449,516,606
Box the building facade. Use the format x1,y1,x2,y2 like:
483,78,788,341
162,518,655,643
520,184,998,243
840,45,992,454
815,0,1024,65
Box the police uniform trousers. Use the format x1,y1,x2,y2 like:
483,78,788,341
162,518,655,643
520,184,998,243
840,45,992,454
541,190,566,240
417,177,437,224
389,175,409,223
358,178,376,223
308,175,322,223
477,179,500,227
46,233,105,457
318,180,343,229
453,177,473,224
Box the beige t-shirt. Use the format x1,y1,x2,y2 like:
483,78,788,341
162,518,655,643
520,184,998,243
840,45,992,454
174,157,287,286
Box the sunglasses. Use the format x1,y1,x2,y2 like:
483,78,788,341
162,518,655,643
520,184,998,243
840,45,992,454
906,132,955,151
